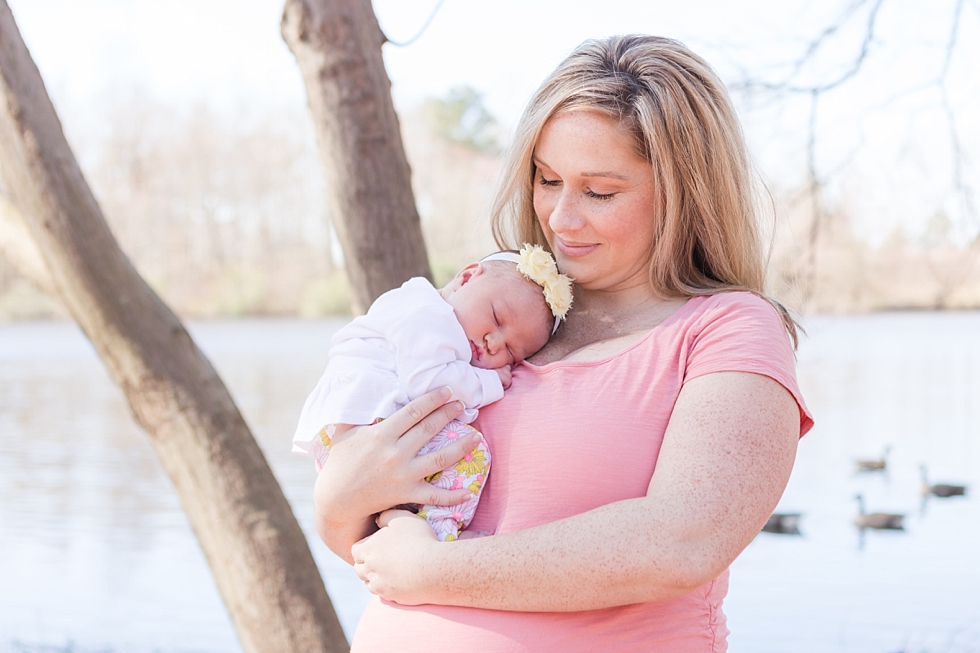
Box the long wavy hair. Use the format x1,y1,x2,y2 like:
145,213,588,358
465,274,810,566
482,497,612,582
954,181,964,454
490,34,798,344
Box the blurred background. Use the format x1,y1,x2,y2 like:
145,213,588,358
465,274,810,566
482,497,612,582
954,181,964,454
1,1,978,652
2,0,979,319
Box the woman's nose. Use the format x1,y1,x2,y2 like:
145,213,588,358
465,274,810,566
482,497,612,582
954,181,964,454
546,190,584,233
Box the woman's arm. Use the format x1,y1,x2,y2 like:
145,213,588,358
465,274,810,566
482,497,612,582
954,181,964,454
314,388,483,564
351,371,800,610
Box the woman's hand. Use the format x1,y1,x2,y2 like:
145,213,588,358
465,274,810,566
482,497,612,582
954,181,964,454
313,387,481,563
351,509,442,604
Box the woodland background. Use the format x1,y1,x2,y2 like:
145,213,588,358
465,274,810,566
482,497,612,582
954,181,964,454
2,0,979,320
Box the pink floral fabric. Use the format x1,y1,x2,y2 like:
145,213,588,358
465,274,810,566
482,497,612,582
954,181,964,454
415,419,490,541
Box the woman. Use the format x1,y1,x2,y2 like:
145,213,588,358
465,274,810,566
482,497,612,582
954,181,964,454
314,34,814,651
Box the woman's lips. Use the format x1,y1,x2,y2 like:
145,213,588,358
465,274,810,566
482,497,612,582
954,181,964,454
554,238,598,257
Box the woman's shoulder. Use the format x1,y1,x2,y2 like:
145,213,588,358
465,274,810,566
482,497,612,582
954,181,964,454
691,289,778,312
663,290,796,368
682,291,787,334
680,291,813,436
681,291,797,372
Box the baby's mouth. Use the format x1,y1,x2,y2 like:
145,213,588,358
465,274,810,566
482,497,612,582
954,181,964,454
470,340,481,362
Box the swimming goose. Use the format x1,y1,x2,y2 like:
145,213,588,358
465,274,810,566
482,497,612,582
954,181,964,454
855,445,891,472
761,512,802,535
919,465,967,498
853,494,904,530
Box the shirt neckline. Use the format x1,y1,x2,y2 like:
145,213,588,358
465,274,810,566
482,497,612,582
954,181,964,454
520,295,706,373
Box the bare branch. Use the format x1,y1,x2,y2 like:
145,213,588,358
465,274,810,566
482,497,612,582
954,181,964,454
784,0,875,82
937,0,978,230
732,0,886,95
383,0,445,47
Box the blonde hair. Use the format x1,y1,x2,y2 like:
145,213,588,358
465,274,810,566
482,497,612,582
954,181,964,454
490,35,798,345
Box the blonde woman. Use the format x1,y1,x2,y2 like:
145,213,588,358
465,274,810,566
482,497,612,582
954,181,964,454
315,35,814,652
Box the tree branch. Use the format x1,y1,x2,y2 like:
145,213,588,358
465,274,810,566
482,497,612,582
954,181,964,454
732,0,886,96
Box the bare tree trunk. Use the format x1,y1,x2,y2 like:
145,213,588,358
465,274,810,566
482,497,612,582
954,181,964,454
0,195,54,294
281,0,431,315
0,4,348,652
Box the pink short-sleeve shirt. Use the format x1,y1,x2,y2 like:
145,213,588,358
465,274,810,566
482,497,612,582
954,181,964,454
352,292,814,653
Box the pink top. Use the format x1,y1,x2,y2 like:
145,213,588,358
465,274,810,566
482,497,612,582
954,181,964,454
351,292,814,653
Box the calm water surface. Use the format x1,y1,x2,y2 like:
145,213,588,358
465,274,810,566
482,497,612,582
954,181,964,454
1,313,978,652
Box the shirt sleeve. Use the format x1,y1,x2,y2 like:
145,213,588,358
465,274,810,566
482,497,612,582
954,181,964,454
685,292,814,437
385,304,504,419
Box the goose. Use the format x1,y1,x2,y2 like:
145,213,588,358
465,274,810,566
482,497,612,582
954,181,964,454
853,494,904,530
761,512,801,535
855,445,891,472
919,465,967,498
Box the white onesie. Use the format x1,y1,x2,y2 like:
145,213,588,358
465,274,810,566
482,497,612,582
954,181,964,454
292,277,501,541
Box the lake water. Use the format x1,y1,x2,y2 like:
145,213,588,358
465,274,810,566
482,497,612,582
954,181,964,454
1,313,978,653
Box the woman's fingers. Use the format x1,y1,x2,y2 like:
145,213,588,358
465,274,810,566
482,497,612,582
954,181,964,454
414,429,482,477
408,431,482,506
411,484,474,509
351,512,439,603
383,387,454,438
321,389,472,516
401,398,465,454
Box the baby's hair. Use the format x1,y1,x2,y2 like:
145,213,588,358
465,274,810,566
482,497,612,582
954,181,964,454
479,257,520,278
480,258,553,332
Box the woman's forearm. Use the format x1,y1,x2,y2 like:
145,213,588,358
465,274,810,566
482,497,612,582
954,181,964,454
313,467,377,564
424,498,711,611
359,496,716,610
356,373,800,611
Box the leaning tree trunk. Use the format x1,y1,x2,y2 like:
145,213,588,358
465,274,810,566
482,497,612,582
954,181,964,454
0,195,54,294
282,0,431,315
0,4,348,652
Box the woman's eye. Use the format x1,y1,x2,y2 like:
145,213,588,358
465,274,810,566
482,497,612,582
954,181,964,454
586,189,615,200
538,176,561,187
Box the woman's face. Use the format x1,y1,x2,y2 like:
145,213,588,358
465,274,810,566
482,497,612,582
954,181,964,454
532,110,659,293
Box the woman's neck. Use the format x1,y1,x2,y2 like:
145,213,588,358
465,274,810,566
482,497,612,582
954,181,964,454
530,283,688,365
572,281,659,317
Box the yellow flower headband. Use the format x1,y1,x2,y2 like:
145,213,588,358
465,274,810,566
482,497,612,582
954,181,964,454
481,244,574,334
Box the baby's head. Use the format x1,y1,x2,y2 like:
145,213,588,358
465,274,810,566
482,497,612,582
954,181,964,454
441,245,573,370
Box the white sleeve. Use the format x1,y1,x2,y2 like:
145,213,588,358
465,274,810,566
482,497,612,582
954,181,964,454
386,306,504,419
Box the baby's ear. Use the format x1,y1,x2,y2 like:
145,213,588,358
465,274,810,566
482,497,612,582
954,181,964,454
450,262,483,289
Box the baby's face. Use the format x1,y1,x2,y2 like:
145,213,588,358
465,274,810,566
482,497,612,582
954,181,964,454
443,264,553,370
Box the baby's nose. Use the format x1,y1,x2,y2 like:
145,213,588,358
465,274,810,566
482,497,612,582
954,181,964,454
486,332,503,353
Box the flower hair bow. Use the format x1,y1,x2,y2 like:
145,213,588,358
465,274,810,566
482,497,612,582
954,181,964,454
481,244,574,334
